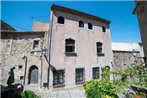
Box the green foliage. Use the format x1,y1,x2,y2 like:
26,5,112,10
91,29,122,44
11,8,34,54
84,80,122,98
111,64,147,87
102,66,110,80
15,90,40,98
84,63,147,98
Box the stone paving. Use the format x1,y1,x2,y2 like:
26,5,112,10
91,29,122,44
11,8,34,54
24,85,86,98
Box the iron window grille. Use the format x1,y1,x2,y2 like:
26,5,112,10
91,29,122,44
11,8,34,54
53,70,65,85
93,67,100,79
75,68,84,83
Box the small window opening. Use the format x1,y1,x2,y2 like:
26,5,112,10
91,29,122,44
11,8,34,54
18,65,22,69
65,39,75,53
88,23,93,29
102,26,106,32
79,21,84,28
20,76,24,80
33,40,39,49
57,16,64,24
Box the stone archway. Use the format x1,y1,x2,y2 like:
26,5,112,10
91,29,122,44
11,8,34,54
28,65,38,84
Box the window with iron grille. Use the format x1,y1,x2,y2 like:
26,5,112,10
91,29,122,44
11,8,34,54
93,67,100,79
53,70,65,85
97,42,102,54
65,38,75,53
75,68,84,83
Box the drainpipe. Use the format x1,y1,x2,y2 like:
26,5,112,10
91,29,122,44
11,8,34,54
47,10,54,89
22,55,27,85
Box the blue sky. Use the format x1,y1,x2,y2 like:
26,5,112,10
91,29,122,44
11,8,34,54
1,1,141,42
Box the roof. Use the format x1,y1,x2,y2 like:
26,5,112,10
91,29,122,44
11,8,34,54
112,42,142,52
1,31,45,35
51,4,110,25
32,20,49,31
132,1,144,14
1,20,16,31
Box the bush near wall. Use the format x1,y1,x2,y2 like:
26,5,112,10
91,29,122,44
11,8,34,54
84,80,123,98
15,90,40,98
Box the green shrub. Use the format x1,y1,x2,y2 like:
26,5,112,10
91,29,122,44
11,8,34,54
15,90,40,98
84,80,121,98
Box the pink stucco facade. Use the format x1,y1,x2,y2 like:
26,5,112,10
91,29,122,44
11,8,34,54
45,9,113,89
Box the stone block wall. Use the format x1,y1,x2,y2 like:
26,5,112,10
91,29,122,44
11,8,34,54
0,32,45,86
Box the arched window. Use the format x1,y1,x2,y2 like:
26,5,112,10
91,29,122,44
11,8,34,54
97,42,102,54
28,65,38,84
88,23,93,29
57,16,64,24
79,21,84,28
65,38,75,53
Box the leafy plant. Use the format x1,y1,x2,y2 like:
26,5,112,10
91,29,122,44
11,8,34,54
15,90,40,98
84,80,122,98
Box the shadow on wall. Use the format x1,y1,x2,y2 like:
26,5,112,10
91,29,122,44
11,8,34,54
1,83,24,98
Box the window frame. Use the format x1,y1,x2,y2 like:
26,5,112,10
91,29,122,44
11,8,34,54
102,26,106,32
97,42,102,54
75,68,85,84
79,21,84,28
92,67,100,79
32,40,39,49
88,23,93,30
53,70,65,86
96,42,105,56
65,38,75,53
57,16,65,24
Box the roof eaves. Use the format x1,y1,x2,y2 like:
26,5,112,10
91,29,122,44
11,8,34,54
51,4,110,25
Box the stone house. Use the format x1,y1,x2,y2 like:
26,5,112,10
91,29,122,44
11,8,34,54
112,42,144,80
133,1,147,67
0,31,47,87
1,4,113,90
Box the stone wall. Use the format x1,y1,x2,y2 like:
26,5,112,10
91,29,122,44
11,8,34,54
113,51,135,70
113,51,143,81
0,32,45,86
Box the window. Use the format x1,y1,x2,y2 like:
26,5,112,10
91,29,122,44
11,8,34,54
33,40,39,49
57,16,64,24
102,26,106,32
29,65,38,84
20,76,24,80
53,70,65,85
18,65,22,69
93,67,100,79
88,23,93,29
97,42,102,54
79,21,84,28
65,38,75,53
76,68,84,83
